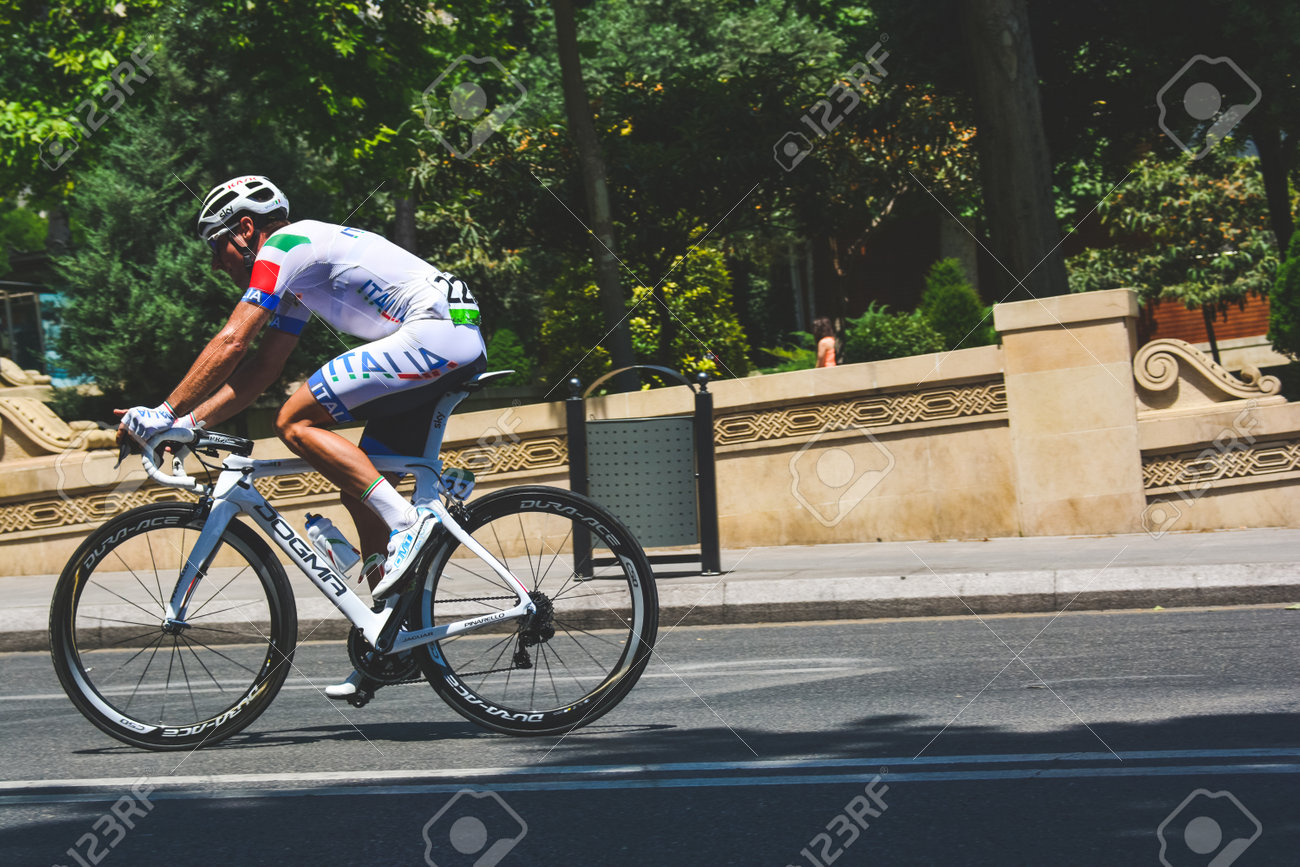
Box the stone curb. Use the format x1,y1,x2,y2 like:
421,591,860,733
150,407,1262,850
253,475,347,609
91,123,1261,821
7,563,1298,653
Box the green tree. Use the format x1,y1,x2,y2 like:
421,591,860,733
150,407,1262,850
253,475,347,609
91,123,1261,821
539,245,750,385
0,201,45,276
484,327,534,386
628,246,751,379
1269,231,1300,360
53,108,237,409
1067,152,1277,363
918,258,995,351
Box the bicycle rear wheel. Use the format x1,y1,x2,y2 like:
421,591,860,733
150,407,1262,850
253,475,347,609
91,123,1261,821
415,486,657,735
49,502,297,750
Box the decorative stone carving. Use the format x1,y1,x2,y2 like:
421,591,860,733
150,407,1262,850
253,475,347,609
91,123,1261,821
1143,438,1300,491
0,357,52,387
715,381,1007,447
0,396,117,459
0,487,193,534
1134,338,1283,412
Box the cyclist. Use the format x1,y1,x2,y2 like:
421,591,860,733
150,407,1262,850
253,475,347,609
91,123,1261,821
117,175,486,699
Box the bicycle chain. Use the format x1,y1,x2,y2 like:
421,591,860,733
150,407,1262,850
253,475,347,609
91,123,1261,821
365,596,523,687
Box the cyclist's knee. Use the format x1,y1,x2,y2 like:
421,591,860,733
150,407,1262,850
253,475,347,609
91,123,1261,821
275,411,317,451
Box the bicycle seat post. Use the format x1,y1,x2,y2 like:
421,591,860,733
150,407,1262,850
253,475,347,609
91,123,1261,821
411,371,516,505
412,388,471,505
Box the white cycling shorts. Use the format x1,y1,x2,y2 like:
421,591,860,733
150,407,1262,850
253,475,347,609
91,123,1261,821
306,318,487,454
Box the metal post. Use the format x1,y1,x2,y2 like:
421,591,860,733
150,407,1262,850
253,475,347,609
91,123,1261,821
565,377,593,577
33,292,45,371
2,291,13,361
694,371,721,574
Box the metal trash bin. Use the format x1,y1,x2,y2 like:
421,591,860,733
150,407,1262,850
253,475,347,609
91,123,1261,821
567,366,721,576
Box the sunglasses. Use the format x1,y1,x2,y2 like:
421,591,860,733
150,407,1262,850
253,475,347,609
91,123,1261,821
207,228,232,253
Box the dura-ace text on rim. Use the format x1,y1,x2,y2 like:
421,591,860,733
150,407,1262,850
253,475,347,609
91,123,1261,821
415,486,658,736
48,503,297,751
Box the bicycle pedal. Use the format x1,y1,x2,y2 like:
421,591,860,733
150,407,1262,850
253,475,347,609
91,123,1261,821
345,687,376,708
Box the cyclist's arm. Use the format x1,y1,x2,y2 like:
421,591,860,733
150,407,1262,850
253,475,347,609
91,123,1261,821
187,325,300,427
163,301,272,417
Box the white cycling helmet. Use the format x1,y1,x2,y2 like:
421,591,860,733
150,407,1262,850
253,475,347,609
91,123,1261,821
196,175,289,240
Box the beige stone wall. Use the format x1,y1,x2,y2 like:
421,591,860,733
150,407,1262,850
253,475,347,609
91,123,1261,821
1,288,1296,578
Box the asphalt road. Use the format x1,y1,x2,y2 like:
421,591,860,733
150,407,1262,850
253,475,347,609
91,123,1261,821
3,606,1298,866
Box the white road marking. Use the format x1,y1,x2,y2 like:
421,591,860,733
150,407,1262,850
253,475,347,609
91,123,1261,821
2,749,1297,804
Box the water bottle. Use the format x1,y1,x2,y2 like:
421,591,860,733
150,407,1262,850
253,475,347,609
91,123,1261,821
304,513,361,576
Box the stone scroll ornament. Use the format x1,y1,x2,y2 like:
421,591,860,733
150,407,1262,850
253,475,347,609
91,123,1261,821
1133,338,1282,400
0,396,117,456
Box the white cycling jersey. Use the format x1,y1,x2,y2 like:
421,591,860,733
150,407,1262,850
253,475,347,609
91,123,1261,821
239,219,480,341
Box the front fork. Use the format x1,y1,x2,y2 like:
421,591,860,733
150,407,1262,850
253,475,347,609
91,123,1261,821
163,497,235,628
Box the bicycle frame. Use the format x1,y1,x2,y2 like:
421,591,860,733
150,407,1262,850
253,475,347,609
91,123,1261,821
151,384,536,654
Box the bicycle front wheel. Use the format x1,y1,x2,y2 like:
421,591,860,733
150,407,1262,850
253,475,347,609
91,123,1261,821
49,502,297,750
416,486,658,736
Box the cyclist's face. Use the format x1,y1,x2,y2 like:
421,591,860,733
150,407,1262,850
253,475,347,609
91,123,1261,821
208,220,255,288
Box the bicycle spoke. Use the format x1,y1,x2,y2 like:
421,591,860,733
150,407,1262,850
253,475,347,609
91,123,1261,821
127,555,165,611
146,533,167,611
516,511,537,590
186,624,270,639
541,640,592,694
548,587,629,604
536,526,573,592
123,640,164,712
181,636,228,691
552,617,631,649
175,638,201,723
93,627,168,649
100,634,167,689
87,579,164,623
539,642,560,705
186,565,253,620
181,635,260,676
79,615,160,629
443,556,512,592
186,598,265,621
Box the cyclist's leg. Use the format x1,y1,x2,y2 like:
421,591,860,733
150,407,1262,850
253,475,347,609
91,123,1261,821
276,318,484,523
292,319,485,698
358,335,487,595
339,477,397,589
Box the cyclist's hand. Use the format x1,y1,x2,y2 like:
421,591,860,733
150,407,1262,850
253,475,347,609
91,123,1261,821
115,403,176,444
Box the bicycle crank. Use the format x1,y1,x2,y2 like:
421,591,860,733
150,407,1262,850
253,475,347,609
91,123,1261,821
346,626,423,686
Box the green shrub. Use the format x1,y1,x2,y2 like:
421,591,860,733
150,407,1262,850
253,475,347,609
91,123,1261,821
841,302,945,363
1269,231,1300,361
758,331,815,373
918,258,996,350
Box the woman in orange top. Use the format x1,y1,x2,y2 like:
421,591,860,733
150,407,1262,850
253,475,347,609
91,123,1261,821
813,316,837,368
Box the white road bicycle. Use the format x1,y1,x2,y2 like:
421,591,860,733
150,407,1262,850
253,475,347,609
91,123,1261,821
49,372,658,751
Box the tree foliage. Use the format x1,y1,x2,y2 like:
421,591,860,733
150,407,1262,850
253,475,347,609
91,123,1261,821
918,258,995,351
5,0,1297,407
539,244,751,386
1067,153,1278,314
1269,231,1300,360
841,301,944,364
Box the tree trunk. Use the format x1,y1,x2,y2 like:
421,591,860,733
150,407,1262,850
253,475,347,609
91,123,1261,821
961,0,1069,301
1253,126,1294,250
551,0,638,391
393,194,418,254
1201,305,1221,366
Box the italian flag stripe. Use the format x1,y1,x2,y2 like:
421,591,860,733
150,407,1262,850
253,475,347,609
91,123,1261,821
264,233,311,253
249,259,281,294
